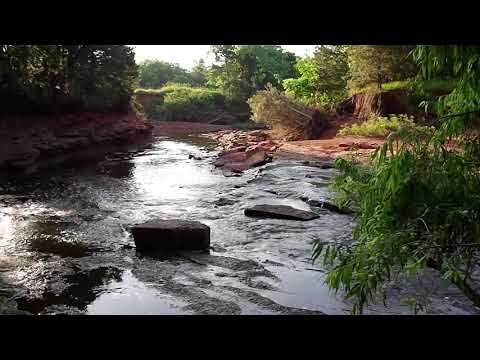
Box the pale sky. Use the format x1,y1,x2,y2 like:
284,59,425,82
130,45,317,69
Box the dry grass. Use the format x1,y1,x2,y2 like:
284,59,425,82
248,85,330,140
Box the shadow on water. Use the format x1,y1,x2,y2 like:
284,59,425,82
101,160,135,179
16,266,123,314
26,221,95,258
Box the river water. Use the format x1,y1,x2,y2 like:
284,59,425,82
0,134,478,315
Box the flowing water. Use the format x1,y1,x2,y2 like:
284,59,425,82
0,134,478,315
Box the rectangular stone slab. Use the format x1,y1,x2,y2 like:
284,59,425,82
244,205,319,221
131,219,210,252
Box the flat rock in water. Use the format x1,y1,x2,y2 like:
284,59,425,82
244,205,319,221
223,150,272,173
214,152,246,167
214,198,236,206
131,219,210,253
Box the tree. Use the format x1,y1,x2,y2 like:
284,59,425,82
313,45,480,314
189,59,208,87
137,60,191,88
283,45,349,108
238,45,299,90
207,45,298,102
413,45,480,121
137,59,210,89
0,45,138,113
347,45,416,92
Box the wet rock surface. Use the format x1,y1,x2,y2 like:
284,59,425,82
208,130,277,174
131,219,210,252
245,204,319,221
0,112,152,173
1,135,479,315
300,197,353,215
215,149,272,173
213,198,237,207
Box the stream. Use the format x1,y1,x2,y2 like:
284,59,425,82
0,133,478,315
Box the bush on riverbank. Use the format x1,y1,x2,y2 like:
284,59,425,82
136,84,232,122
313,45,480,314
314,129,480,314
338,114,433,138
248,85,331,140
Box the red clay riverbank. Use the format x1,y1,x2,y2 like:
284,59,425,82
277,137,385,162
0,110,152,171
0,114,384,174
145,111,383,164
203,126,385,165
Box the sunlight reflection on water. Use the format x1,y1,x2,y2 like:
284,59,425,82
87,270,186,315
132,140,219,201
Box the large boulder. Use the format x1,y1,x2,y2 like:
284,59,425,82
244,205,319,221
214,149,269,173
214,151,247,167
131,219,210,253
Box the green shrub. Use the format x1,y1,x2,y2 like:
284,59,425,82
313,131,480,314
134,88,166,95
351,79,456,98
138,84,227,122
381,79,456,92
283,46,349,110
338,114,432,138
312,46,480,315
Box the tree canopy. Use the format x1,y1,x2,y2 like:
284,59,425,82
283,45,349,108
0,45,137,113
137,59,208,89
347,45,416,92
207,45,298,101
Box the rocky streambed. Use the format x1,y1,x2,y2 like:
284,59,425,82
0,131,479,315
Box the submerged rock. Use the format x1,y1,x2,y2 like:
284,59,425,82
221,169,242,177
301,160,336,169
213,198,236,207
131,219,210,253
244,204,319,221
301,197,353,214
188,154,203,160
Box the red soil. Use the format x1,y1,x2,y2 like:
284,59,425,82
277,137,385,162
273,115,384,161
198,115,386,163
0,110,152,170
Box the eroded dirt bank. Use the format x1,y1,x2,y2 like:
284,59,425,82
0,110,152,173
